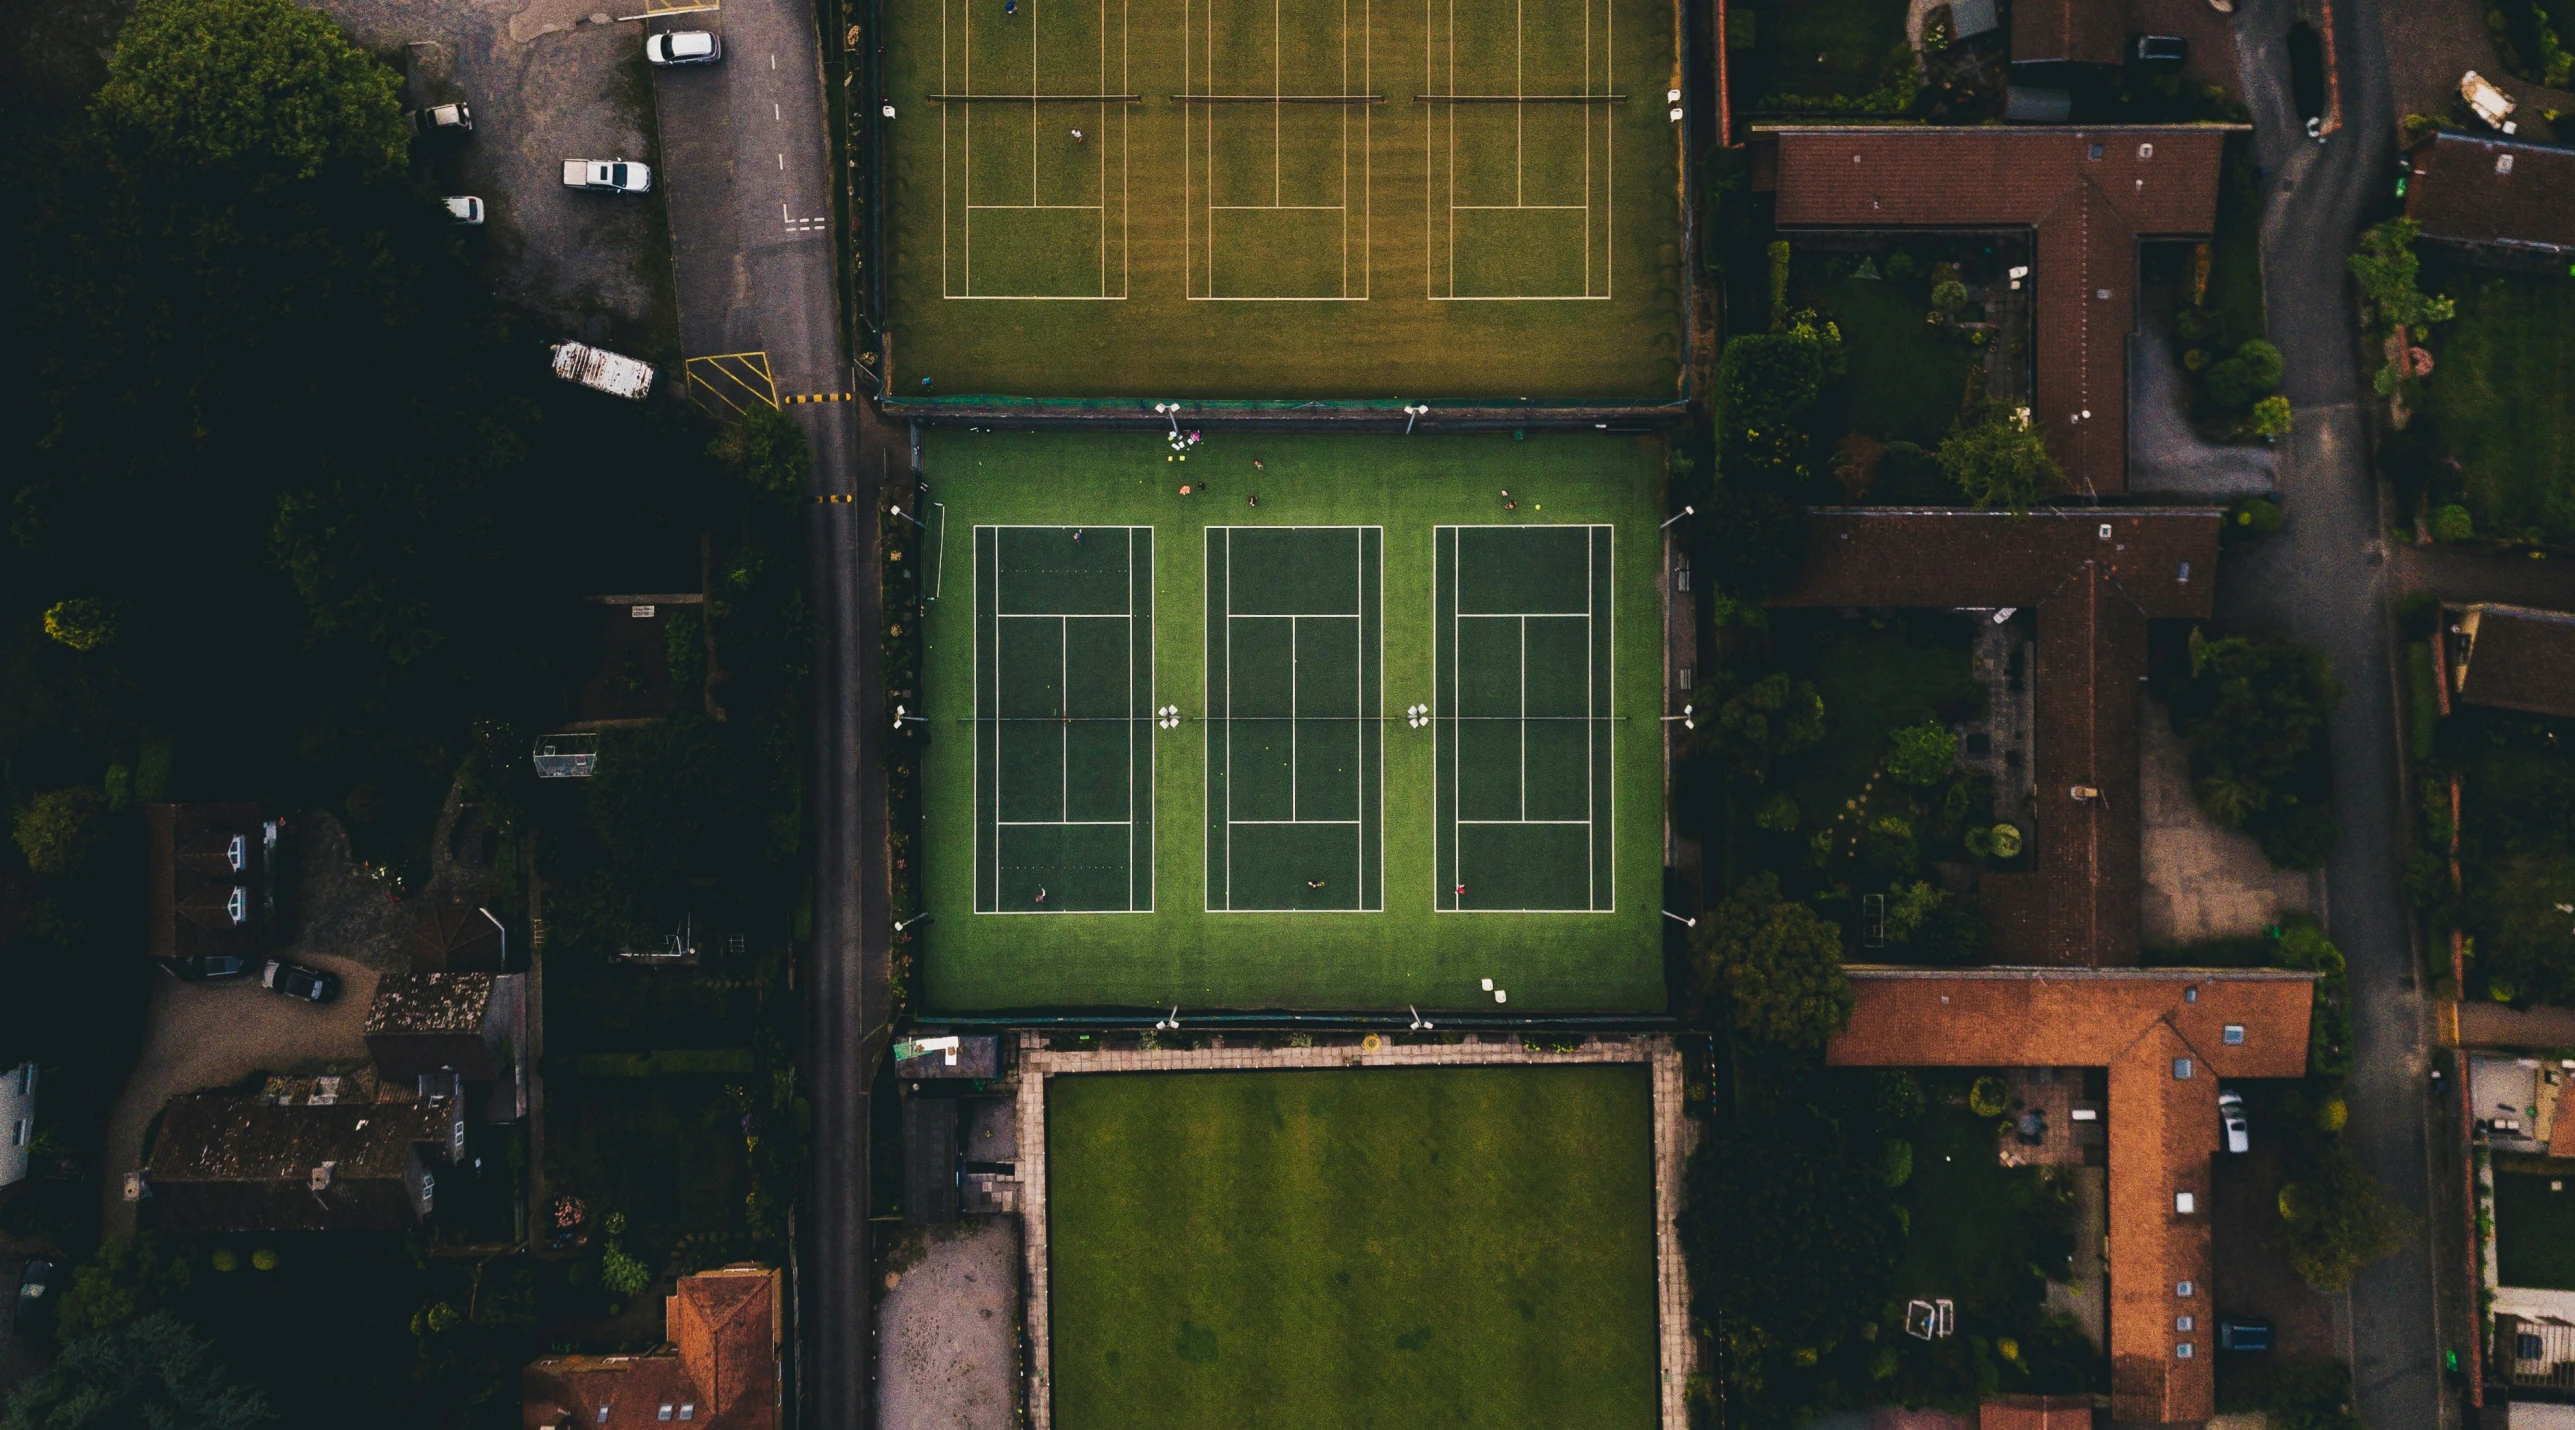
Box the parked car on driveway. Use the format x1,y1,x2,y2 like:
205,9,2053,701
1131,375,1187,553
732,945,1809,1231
444,196,485,225
2130,34,2186,71
2218,1317,2272,1352
412,102,474,137
562,159,652,194
646,29,722,65
261,957,339,1003
164,953,251,982
2218,1089,2250,1154
2461,71,2520,134
15,1256,64,1336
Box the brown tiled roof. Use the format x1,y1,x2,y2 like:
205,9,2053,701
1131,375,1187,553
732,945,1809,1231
2457,604,2575,717
2011,0,2123,65
1830,967,2316,1425
144,1092,459,1232
1762,127,2235,496
366,972,497,1036
2406,131,2575,254
409,897,507,973
1978,1394,2093,1429
146,804,268,961
523,1267,779,1430
1776,509,2224,966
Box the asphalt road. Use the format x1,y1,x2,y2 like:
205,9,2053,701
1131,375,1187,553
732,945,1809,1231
2221,1,2453,1425
645,4,885,1426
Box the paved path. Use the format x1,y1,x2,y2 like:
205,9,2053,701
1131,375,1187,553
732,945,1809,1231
2225,0,2453,1423
1008,1033,1694,1430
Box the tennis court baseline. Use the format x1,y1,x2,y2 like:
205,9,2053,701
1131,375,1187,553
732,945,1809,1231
1434,524,1613,911
974,525,1155,913
1205,526,1384,911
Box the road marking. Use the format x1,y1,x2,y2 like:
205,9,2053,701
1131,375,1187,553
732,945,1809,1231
684,350,779,414
778,153,785,168
776,102,782,121
787,392,857,403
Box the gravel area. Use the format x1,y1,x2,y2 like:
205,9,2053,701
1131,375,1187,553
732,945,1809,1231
876,1218,1021,1430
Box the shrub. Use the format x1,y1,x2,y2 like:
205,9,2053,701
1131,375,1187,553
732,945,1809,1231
1929,277,1969,314
248,1247,278,1272
2251,395,2294,438
1966,823,2023,860
1704,672,1827,783
1887,721,1961,786
1883,1138,1914,1187
2317,1098,2349,1132
14,787,110,877
1767,239,1792,319
2169,631,2342,869
1754,793,1802,831
600,1242,654,1297
42,598,123,651
1937,403,2064,515
1969,1075,2009,1117
1691,873,1852,1049
2279,1144,2413,1290
2203,355,2258,410
2237,339,2285,392
1860,815,1919,878
2433,504,2475,542
208,1248,239,1273
2230,496,2285,534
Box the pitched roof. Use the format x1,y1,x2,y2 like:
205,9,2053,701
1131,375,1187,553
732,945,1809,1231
523,1266,779,1430
2457,603,2575,717
408,896,507,973
366,972,498,1036
1979,1394,2094,1429
2011,0,2124,65
1775,509,2224,966
1830,967,2316,1425
1761,127,2235,496
146,804,269,961
2405,131,2575,254
143,1092,459,1232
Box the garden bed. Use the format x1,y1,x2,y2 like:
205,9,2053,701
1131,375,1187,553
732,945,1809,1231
2417,263,2575,547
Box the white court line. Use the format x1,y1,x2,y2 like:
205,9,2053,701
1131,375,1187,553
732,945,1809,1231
1186,0,1371,300
943,0,1130,299
1424,0,1613,301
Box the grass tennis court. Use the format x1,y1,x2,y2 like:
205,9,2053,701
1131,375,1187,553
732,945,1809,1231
916,429,1664,1011
974,525,1158,911
1046,1065,1659,1428
880,0,1684,397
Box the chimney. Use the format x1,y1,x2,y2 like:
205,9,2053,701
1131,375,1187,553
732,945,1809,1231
309,1160,337,1193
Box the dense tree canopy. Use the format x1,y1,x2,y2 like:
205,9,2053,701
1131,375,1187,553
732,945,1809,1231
97,0,408,180
1935,402,2062,515
2280,1143,2412,1291
1,1313,271,1430
1703,672,1826,784
2168,631,2343,868
1693,873,1852,1049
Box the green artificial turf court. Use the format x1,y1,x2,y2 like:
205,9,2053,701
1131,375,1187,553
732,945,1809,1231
880,0,1684,397
1433,523,1617,912
1045,1065,1660,1428
973,525,1158,912
914,427,1666,1011
1204,525,1385,912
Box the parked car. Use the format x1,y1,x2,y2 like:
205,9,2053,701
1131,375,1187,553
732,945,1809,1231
444,196,485,225
412,101,474,137
2218,1317,2273,1352
2461,70,2519,134
2218,1089,2250,1154
164,953,251,982
646,29,722,65
562,159,653,194
14,1256,64,1336
261,958,340,1003
2130,34,2187,71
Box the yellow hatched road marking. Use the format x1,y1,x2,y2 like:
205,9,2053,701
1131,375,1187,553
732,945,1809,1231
684,351,778,415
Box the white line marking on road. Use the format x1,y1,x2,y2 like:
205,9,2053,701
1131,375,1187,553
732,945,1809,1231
776,103,782,121
778,153,785,168
770,53,777,67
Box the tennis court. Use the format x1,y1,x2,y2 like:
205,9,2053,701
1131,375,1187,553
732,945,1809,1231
1435,524,1616,912
973,525,1157,912
884,0,1683,395
1203,526,1384,911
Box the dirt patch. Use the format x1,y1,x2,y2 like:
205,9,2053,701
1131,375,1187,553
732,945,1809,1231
877,1217,1020,1430
2140,695,2320,947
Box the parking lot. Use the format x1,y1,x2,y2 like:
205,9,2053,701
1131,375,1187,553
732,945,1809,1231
303,0,681,353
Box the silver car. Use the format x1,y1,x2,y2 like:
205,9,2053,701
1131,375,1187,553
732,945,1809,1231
647,29,722,64
2218,1089,2249,1154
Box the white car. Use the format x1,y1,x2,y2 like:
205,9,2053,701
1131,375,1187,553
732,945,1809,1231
444,195,485,225
647,29,722,65
2218,1089,2250,1154
562,159,653,194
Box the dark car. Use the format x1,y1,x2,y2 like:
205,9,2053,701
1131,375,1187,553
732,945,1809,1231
261,958,340,1003
164,953,252,982
2131,34,2187,72
412,101,474,137
2218,1317,2273,1352
15,1256,65,1336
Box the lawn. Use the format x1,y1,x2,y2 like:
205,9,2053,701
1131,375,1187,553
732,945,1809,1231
913,428,1667,1012
1882,1105,2086,1401
2423,266,2575,545
1776,614,1982,833
544,1076,751,1264
1757,0,1914,101
1808,274,1979,449
2450,720,2575,1005
2497,1171,2575,1289
1045,1065,1660,1429
875,0,1684,399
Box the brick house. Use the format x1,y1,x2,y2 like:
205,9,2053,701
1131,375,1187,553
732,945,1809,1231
523,1265,781,1430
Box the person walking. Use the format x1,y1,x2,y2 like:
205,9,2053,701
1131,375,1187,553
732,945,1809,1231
1034,886,1047,904
1070,127,1085,143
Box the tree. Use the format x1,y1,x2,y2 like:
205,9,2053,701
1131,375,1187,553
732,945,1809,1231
1703,672,1826,783
1936,403,2062,515
13,788,109,878
52,1233,194,1342
42,599,123,651
1685,1120,1901,1393
710,406,812,500
1886,721,1960,785
96,0,408,181
2250,395,2294,438
1,1313,272,1430
2279,1144,2412,1291
2347,219,2456,332
2167,631,2343,867
1692,873,1852,1049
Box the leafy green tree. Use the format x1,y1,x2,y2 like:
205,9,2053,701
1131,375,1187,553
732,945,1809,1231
1753,793,1801,831
42,598,123,651
2236,339,2285,391
1886,721,1959,785
1884,881,1983,964
96,0,408,181
1936,403,2063,515
1684,1120,1900,1393
53,1233,194,1342
2432,504,2475,543
1,1314,271,1430
2347,219,2457,332
13,788,110,878
2168,631,2343,868
1692,873,1851,1049
710,406,812,500
2279,1144,2412,1291
2251,395,2294,438
1859,815,1917,879
1703,672,1826,783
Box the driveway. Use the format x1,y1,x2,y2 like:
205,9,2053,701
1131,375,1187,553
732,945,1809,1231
302,0,676,349
2380,0,2570,146
2222,0,2454,1424
2128,299,2281,500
